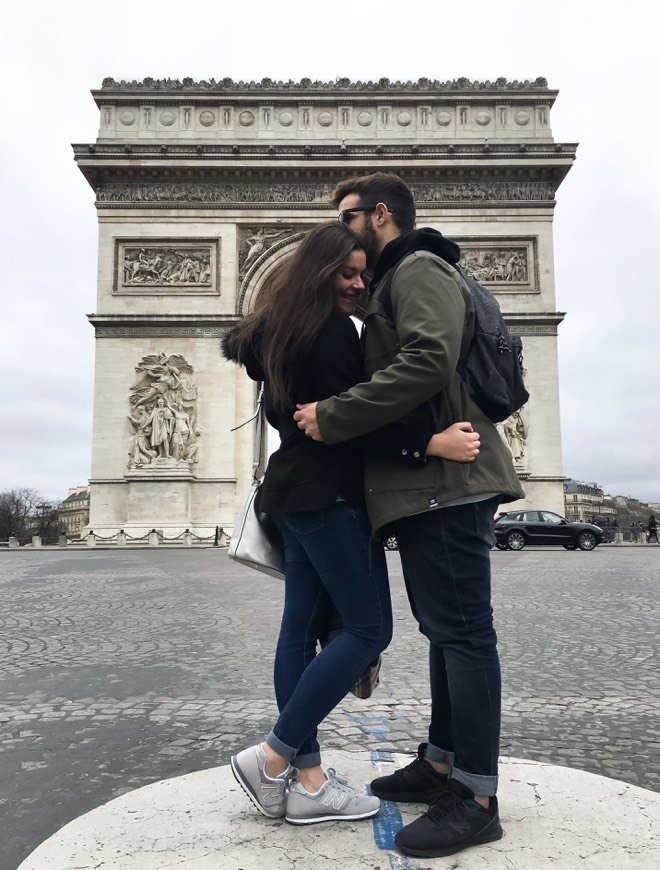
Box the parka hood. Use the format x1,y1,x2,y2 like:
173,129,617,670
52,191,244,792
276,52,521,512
372,228,461,285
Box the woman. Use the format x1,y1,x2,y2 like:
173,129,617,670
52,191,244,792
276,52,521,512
222,222,479,826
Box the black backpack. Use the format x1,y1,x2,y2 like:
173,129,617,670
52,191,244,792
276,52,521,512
378,257,529,424
454,265,529,423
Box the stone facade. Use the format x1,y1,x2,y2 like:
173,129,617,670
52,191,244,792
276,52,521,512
74,77,576,534
58,487,91,538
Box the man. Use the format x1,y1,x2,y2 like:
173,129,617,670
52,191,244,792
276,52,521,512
294,172,524,858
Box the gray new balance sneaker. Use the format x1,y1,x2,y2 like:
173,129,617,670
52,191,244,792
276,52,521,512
286,768,380,825
231,743,293,818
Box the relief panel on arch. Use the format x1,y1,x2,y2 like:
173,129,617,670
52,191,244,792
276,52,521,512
238,225,306,280
453,237,538,293
113,238,221,295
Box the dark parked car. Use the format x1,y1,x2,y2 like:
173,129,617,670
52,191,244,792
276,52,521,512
494,510,603,551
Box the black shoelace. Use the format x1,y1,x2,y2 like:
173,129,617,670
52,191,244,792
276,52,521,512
426,789,470,823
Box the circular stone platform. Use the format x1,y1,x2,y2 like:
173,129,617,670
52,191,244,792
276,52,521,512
19,752,660,869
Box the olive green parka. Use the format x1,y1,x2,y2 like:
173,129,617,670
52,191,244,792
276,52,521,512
316,229,525,536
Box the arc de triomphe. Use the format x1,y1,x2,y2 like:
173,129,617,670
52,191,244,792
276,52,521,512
74,77,576,536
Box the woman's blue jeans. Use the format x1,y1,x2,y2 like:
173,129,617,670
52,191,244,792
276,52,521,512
394,497,501,796
266,502,392,768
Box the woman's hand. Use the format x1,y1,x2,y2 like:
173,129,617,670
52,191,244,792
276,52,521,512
426,422,480,462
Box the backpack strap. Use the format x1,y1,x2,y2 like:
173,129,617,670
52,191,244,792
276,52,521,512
374,254,473,361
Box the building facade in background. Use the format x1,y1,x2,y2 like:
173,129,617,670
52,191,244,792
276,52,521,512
58,487,91,538
563,478,616,524
74,76,576,535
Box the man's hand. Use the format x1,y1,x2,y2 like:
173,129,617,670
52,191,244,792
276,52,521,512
294,402,324,441
426,422,480,462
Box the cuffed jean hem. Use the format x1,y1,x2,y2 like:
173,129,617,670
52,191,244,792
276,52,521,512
291,751,322,769
426,742,455,767
451,767,498,797
265,730,322,769
265,729,296,763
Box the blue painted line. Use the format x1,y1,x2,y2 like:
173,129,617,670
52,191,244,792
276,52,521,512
367,784,404,851
369,750,409,855
351,715,414,862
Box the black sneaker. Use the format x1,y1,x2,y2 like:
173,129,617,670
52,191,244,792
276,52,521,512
370,743,448,802
394,777,503,858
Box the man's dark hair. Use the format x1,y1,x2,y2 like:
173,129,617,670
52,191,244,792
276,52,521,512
331,172,416,233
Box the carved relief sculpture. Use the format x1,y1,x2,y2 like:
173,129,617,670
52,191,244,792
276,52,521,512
460,247,528,284
238,227,288,277
99,181,556,205
114,240,219,294
127,353,201,470
497,408,529,468
123,247,212,286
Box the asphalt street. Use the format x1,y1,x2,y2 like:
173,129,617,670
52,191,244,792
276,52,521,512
1,546,659,869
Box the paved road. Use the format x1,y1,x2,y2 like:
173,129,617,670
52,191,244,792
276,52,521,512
1,546,659,869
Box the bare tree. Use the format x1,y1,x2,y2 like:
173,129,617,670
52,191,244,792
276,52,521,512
0,488,59,545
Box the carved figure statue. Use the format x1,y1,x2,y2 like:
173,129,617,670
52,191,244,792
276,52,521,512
171,402,192,461
183,425,201,464
149,397,174,458
127,409,157,467
501,409,528,464
240,228,286,274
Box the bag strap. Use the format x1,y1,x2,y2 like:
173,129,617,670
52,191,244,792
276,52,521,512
230,385,266,481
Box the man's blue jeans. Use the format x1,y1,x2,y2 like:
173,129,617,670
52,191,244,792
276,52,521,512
394,497,501,796
266,502,392,768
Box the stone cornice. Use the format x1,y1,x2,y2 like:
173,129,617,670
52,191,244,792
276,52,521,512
96,76,553,98
74,142,577,160
87,313,238,337
501,312,566,335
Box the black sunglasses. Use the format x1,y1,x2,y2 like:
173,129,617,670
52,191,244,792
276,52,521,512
337,206,377,224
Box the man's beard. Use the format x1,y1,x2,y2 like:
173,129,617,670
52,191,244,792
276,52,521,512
362,220,380,269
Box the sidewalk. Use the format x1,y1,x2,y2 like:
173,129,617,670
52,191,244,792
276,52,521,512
4,548,659,868
19,751,660,869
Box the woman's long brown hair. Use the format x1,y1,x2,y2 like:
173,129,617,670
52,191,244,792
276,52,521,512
228,222,364,409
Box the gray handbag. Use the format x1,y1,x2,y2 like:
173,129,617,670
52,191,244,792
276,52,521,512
227,389,285,580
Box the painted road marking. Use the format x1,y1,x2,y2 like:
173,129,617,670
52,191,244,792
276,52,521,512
347,717,418,866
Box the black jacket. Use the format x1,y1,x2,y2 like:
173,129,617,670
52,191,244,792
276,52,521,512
222,308,434,515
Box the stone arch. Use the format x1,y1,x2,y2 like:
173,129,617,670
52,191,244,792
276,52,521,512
239,232,305,315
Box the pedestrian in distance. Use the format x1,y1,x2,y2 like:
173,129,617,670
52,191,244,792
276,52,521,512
222,221,481,827
648,515,659,544
295,172,524,858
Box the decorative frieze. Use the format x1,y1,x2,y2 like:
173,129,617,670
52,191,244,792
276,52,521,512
94,326,231,337
114,239,220,294
506,324,561,336
95,79,555,145
97,181,556,205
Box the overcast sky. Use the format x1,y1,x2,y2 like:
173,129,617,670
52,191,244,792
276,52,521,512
1,0,658,505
